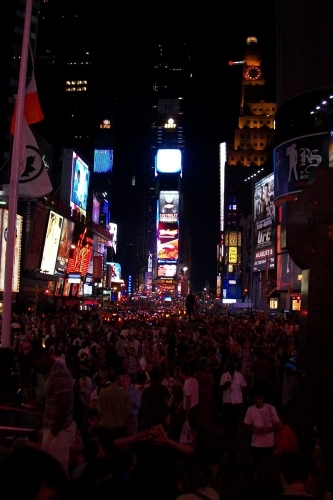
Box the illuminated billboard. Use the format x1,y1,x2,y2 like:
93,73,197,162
55,218,75,274
0,209,22,292
93,149,113,173
92,195,100,224
40,211,64,275
156,149,182,174
67,227,93,277
157,221,179,261
70,151,90,215
108,222,117,254
253,173,276,271
109,262,121,280
157,263,177,277
159,191,179,223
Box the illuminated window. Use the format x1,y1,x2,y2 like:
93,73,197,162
71,81,76,85
82,87,87,91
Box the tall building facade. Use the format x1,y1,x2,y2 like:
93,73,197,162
145,42,191,298
220,37,276,307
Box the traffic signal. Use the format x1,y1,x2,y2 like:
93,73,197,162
243,286,249,297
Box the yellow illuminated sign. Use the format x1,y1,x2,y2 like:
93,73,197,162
228,247,237,264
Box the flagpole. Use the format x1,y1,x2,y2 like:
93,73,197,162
1,0,33,348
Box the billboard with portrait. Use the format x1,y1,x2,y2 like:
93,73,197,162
55,218,75,274
157,263,177,277
0,209,22,292
66,226,93,277
40,211,63,275
253,173,276,272
109,262,121,280
70,151,90,215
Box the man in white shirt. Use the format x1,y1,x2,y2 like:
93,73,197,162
179,364,199,428
220,361,247,445
243,390,280,473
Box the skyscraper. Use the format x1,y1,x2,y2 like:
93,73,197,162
147,42,191,298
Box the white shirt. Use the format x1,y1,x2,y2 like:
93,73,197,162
243,403,280,448
183,377,199,409
219,370,247,404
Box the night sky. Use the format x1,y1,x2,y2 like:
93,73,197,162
108,1,276,291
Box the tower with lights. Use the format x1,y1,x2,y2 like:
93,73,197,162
219,37,276,307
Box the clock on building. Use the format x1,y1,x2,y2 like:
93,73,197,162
245,66,262,81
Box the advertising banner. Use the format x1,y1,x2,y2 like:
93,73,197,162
0,209,23,292
67,226,93,277
24,203,49,271
70,151,90,216
253,173,276,272
40,211,63,275
55,218,75,274
274,132,329,206
159,191,179,223
157,263,177,277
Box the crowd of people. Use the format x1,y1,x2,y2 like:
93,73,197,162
0,304,331,500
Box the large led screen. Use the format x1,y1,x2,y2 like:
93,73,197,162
109,222,117,254
156,149,182,174
0,209,22,292
157,221,179,261
159,191,179,223
157,263,177,277
253,173,276,272
55,218,75,274
93,149,113,173
67,227,93,277
70,152,90,214
40,211,63,275
109,262,121,280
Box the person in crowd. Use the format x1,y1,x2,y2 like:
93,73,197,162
97,368,132,457
0,444,69,500
140,367,171,430
243,390,280,474
173,458,220,500
185,290,196,320
272,452,316,500
27,347,77,475
119,373,142,436
179,364,200,429
194,362,215,423
219,360,247,445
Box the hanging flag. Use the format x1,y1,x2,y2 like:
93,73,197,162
17,118,52,197
10,69,44,136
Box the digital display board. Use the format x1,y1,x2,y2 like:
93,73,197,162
0,209,22,292
157,263,177,277
55,218,75,274
159,191,179,223
253,173,276,272
109,262,121,280
40,211,63,275
93,149,113,173
157,221,179,261
92,195,100,224
70,151,90,215
156,149,182,174
67,227,93,277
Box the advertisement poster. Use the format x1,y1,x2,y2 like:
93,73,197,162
0,210,22,292
40,211,63,275
253,173,276,272
55,218,75,274
70,152,90,215
25,204,49,271
274,132,328,205
159,191,179,223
